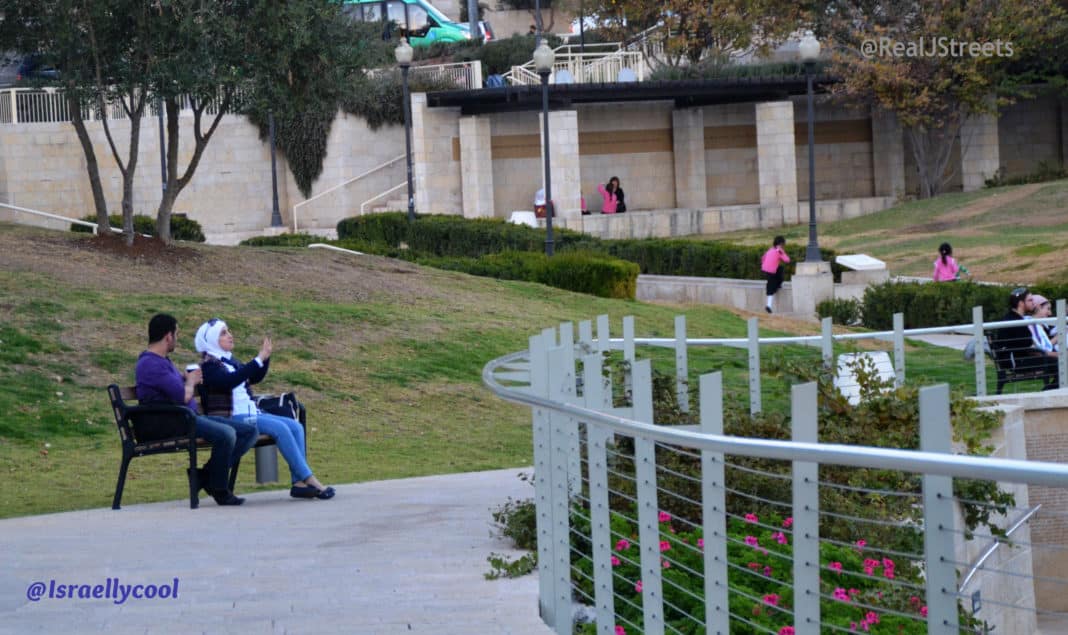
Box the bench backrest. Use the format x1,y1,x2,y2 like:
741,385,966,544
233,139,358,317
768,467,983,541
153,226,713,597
107,383,198,447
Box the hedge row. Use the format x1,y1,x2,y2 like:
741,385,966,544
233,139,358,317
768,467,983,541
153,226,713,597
72,214,205,242
421,250,638,299
337,213,842,281
861,280,1068,330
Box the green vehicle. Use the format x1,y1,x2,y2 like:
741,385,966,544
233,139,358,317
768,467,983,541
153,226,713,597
342,0,472,47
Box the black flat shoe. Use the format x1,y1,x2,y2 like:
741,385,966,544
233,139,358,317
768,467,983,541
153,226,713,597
212,491,245,506
316,486,336,500
290,485,319,499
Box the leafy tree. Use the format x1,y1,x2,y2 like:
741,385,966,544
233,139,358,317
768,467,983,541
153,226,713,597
586,0,801,67
819,0,1066,198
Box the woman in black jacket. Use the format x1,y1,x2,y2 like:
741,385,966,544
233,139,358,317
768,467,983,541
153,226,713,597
609,176,626,213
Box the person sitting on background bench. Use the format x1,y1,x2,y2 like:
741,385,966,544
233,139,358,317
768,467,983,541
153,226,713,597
992,287,1059,390
135,313,257,506
1027,294,1058,356
195,318,335,500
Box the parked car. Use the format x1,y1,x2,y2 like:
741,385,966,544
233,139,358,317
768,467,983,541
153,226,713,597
343,0,472,46
16,54,60,82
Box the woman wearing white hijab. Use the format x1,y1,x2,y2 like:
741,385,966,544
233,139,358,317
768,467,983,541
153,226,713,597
194,318,335,500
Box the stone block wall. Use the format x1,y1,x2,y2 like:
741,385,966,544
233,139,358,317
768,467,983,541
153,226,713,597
412,94,463,216
704,103,760,206
998,95,1063,178
793,97,874,201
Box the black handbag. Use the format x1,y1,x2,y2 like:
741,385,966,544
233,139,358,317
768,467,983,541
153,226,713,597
256,392,301,420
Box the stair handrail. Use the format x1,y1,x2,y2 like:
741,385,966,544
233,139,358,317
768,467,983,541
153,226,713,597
292,154,405,232
359,182,406,216
0,201,121,234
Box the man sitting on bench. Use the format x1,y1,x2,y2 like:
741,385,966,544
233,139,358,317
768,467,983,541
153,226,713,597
993,287,1059,391
135,313,258,506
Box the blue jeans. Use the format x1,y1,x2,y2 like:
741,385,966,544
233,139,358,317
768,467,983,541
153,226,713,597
195,415,258,491
232,412,312,483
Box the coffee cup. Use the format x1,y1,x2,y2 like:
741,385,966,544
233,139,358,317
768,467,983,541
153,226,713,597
186,363,200,373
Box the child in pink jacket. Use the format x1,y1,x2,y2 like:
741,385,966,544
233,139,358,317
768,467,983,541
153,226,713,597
761,236,790,313
597,180,618,214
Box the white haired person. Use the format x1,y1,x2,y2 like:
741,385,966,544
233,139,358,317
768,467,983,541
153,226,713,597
194,318,335,500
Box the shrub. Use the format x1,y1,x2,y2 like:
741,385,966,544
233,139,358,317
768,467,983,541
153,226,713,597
239,233,322,247
71,214,205,242
984,160,1067,188
860,281,1011,330
817,298,862,325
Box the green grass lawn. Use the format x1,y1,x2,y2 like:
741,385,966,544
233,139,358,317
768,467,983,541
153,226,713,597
5,175,1057,520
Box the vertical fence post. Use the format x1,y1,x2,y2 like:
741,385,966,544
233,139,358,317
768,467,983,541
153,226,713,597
748,317,762,414
675,315,689,413
893,312,905,386
623,315,635,400
528,332,559,629
10,90,18,124
1058,299,1067,389
631,358,665,635
558,322,582,496
973,306,987,397
821,317,833,368
791,382,821,635
579,319,594,352
701,372,729,634
548,342,576,634
596,314,610,354
583,353,616,635
920,384,959,635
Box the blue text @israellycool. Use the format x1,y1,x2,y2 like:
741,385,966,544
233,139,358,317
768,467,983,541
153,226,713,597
26,578,180,604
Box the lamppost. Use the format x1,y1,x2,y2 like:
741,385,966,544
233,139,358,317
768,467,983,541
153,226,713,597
268,111,282,227
534,42,555,256
395,38,416,223
799,29,821,262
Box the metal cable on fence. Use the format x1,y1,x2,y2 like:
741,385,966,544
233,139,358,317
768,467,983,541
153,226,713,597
725,583,795,618
660,589,704,625
658,551,704,581
724,459,794,481
655,462,704,486
816,589,930,623
615,614,641,635
659,509,704,533
818,507,921,529
818,536,926,568
655,485,703,510
725,611,779,634
942,556,1068,588
938,525,1068,553
724,552,796,583
722,484,793,511
948,595,1068,619
724,510,795,535
815,479,922,498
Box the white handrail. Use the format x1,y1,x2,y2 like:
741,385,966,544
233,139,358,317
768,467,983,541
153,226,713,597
359,183,406,216
292,154,404,232
0,202,120,234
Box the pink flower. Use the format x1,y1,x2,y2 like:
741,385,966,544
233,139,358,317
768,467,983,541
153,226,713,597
884,569,895,579
828,561,843,574
635,580,643,593
611,555,621,567
763,565,772,577
747,561,761,570
779,627,795,635
745,513,759,523
921,606,928,617
909,596,921,606
615,626,626,635
744,535,759,548
659,540,671,553
772,531,788,545
855,539,867,551
782,517,793,528
697,538,705,549
833,587,850,602
662,559,671,569
851,622,857,631
763,593,780,606
882,557,895,569
849,589,860,597
865,611,880,624
615,539,631,552
658,511,671,523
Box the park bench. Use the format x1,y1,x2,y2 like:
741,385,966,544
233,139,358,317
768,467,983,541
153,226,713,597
986,334,1057,394
107,384,306,509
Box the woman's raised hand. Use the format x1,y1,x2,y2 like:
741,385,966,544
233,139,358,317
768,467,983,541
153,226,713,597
259,336,273,361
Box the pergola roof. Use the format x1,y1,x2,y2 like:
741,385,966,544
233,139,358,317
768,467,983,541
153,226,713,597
425,76,838,115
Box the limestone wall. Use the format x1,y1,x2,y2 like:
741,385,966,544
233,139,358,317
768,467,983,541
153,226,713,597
998,96,1064,178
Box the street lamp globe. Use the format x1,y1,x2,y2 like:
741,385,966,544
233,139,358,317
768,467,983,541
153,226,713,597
394,38,414,66
798,30,820,63
533,42,555,73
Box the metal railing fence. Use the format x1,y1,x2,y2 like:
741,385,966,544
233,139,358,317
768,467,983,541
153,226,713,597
483,312,1068,634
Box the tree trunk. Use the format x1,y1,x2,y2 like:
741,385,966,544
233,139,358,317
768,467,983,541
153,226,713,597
67,92,110,232
121,107,143,245
906,121,960,199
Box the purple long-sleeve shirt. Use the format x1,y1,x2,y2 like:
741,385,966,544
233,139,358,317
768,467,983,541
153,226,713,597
135,350,196,410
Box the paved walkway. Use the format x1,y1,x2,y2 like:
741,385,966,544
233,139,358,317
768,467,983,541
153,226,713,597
0,468,551,635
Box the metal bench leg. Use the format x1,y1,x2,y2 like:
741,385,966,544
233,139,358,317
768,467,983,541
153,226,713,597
189,447,199,509
228,457,242,494
255,445,279,484
112,452,133,510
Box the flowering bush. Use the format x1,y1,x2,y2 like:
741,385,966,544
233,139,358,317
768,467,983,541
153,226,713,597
573,510,933,634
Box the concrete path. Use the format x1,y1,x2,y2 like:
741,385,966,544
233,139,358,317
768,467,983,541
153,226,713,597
0,468,551,635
